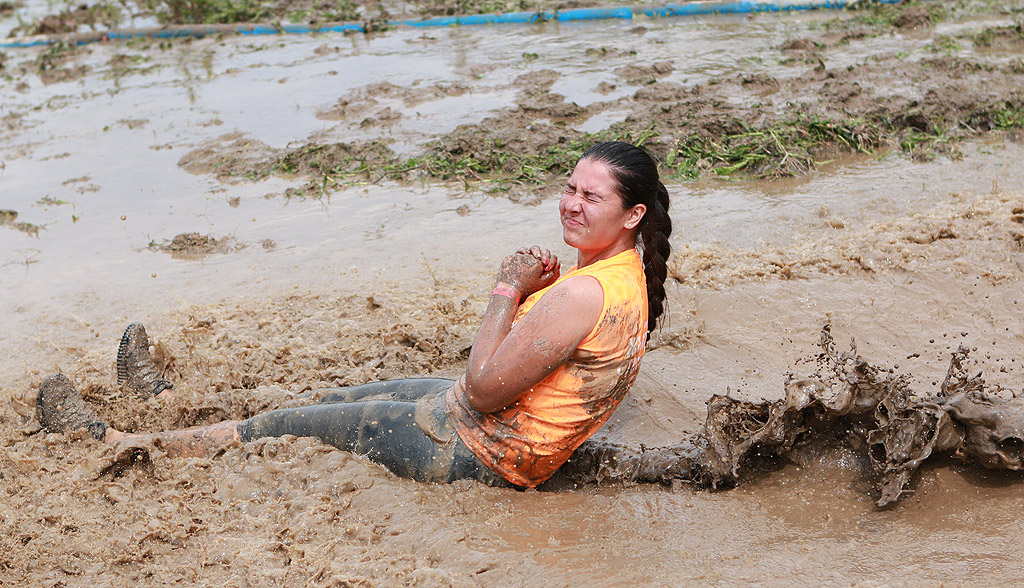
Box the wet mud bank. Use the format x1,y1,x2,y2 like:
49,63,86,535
155,0,1024,199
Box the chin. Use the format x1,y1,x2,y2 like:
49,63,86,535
562,229,583,249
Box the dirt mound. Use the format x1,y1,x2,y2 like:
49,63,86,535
315,80,469,117
177,134,398,198
892,4,931,29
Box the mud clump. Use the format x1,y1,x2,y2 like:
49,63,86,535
38,63,90,85
972,23,1024,48
510,70,587,120
177,132,273,178
150,233,238,259
0,209,43,237
613,61,674,83
316,81,469,121
780,37,819,52
892,4,931,30
517,91,584,118
316,81,404,121
585,46,636,59
274,141,396,182
269,141,399,197
1012,206,1024,224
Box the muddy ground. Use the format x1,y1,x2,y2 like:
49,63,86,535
164,2,1024,201
3,0,1024,586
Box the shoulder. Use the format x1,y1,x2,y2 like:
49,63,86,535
516,275,604,335
536,274,603,310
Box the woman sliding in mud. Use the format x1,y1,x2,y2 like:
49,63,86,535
35,141,674,490
33,141,1024,506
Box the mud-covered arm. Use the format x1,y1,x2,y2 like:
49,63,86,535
464,253,603,413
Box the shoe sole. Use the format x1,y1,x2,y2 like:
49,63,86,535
116,322,143,387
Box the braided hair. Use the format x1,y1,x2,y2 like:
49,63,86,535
580,141,672,333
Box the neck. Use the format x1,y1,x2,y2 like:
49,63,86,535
575,234,637,268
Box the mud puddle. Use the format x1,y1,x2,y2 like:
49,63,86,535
4,4,1024,587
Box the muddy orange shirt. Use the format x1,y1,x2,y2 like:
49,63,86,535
446,248,648,487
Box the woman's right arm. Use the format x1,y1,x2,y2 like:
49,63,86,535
462,250,603,413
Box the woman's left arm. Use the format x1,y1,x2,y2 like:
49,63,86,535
463,253,604,413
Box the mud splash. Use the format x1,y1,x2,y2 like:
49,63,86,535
561,326,1024,508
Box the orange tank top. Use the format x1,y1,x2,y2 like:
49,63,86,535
446,248,648,487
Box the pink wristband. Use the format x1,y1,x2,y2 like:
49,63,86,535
491,286,521,305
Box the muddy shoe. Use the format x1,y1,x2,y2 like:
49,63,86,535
36,374,107,440
116,323,173,399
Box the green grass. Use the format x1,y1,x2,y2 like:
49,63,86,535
925,34,961,54
829,0,947,30
260,116,898,200
898,128,961,161
255,104,1024,199
662,116,881,179
35,40,76,72
972,22,1024,47
991,102,1024,129
143,0,275,24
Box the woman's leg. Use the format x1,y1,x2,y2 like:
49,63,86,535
102,384,458,479
312,378,454,404
237,399,457,482
105,420,239,458
548,437,703,487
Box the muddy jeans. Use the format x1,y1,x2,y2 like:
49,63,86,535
236,378,700,488
235,378,512,486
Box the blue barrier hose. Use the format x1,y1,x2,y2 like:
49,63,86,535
1,0,902,48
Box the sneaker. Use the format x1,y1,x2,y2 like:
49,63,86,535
116,323,173,399
36,374,107,440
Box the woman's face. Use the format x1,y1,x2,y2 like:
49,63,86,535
559,157,644,254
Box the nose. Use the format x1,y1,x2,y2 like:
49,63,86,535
562,190,583,213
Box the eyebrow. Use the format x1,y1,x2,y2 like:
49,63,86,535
565,182,604,199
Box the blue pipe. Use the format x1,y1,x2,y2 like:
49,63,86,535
0,0,905,48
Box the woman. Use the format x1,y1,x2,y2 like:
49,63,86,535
36,141,673,489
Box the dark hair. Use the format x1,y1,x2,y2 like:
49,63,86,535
580,141,672,333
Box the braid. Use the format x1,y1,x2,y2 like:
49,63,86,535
641,182,672,333
580,141,673,333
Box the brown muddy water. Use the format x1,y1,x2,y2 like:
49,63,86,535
3,5,1024,587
